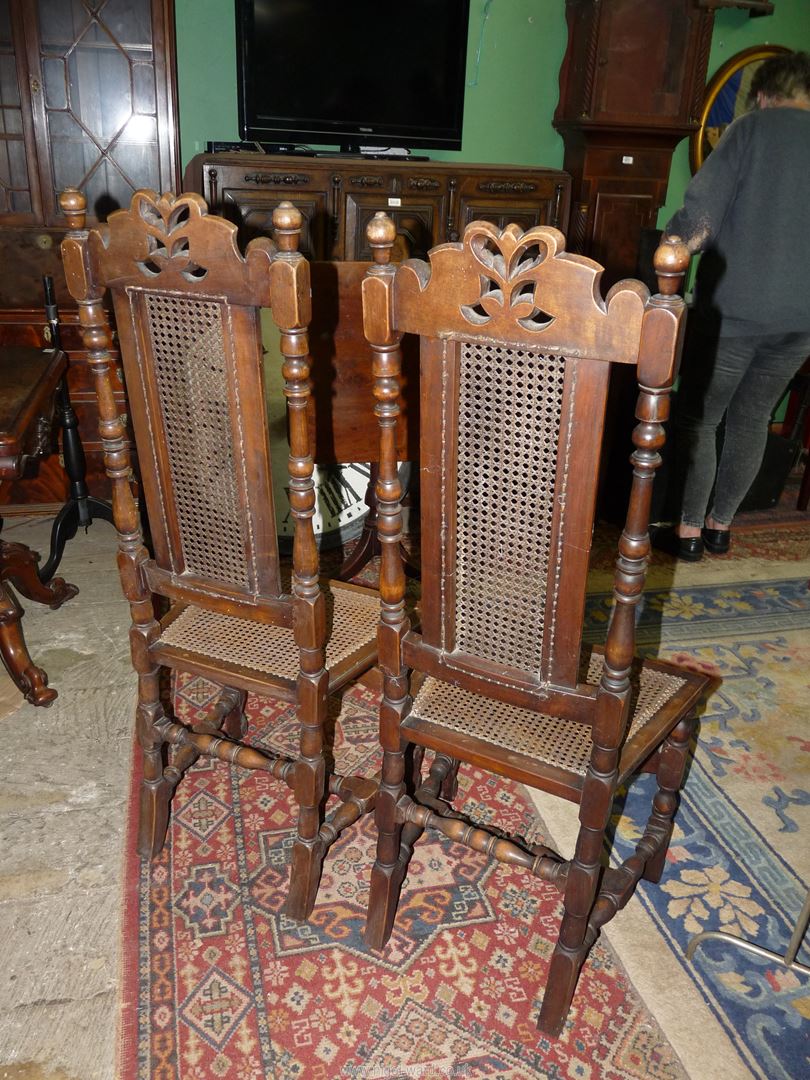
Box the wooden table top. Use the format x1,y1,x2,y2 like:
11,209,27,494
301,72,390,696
0,345,66,478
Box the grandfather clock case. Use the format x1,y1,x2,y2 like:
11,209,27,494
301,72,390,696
554,0,717,287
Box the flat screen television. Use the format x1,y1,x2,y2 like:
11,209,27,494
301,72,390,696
235,0,471,153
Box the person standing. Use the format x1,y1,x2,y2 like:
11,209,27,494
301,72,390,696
654,49,810,561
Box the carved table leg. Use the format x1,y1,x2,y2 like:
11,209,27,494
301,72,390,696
1,540,79,608
339,462,381,580
0,538,78,708
0,581,57,706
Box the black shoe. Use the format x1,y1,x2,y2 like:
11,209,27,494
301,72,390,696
650,526,704,562
701,527,731,555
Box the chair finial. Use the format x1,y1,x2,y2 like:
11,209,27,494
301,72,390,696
272,200,302,253
654,235,690,297
60,188,87,231
367,212,396,266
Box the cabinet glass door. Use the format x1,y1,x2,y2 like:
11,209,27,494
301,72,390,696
21,0,176,225
0,2,41,221
35,0,161,221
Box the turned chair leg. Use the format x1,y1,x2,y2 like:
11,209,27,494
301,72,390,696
364,744,412,950
284,669,330,923
643,714,696,883
136,670,173,860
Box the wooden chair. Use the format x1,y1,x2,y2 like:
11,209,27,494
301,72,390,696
360,213,713,1034
58,189,379,920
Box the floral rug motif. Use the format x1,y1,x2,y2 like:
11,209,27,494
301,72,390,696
120,678,689,1079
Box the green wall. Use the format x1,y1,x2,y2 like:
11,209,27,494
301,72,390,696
174,0,810,223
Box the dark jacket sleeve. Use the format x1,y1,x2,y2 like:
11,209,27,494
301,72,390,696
666,115,751,252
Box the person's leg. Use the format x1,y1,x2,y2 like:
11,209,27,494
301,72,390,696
673,335,756,536
709,331,810,527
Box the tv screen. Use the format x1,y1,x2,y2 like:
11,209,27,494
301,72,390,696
236,0,471,152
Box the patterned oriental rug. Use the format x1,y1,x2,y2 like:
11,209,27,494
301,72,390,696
118,519,810,1080
119,677,688,1080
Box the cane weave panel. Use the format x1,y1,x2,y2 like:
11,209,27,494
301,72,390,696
407,654,687,776
143,292,252,587
158,586,379,678
450,341,567,679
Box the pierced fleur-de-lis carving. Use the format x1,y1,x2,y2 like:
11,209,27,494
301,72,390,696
133,191,209,282
460,222,554,331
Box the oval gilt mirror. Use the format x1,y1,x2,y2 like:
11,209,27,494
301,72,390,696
690,44,791,173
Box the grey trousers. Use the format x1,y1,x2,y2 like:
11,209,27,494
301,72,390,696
674,330,810,528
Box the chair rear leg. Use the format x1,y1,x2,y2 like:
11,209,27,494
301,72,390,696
218,686,248,741
136,669,173,859
365,744,410,949
439,756,461,801
163,684,249,795
643,714,696,883
284,669,329,922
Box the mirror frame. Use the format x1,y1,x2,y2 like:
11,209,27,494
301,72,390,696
689,44,791,173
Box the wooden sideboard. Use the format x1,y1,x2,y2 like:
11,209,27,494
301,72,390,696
183,154,572,261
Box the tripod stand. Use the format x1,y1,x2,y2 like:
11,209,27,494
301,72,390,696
37,275,114,583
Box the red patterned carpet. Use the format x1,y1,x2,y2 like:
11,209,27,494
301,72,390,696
119,677,689,1079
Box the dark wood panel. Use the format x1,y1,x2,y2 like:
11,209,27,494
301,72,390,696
221,188,331,260
0,227,72,309
345,197,439,261
458,200,551,234
307,262,419,465
591,190,661,285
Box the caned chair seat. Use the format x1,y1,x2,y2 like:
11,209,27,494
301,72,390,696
157,581,379,691
406,653,703,795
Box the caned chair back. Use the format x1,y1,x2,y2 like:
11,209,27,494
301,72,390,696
61,190,310,620
364,217,684,699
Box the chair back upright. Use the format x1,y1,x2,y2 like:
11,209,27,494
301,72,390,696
60,189,314,625
364,214,688,712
